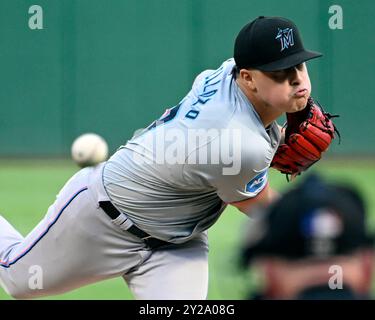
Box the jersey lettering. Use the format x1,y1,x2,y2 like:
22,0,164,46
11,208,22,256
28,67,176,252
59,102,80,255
192,66,223,106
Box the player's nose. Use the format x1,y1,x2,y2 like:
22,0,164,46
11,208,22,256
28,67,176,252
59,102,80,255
289,67,303,86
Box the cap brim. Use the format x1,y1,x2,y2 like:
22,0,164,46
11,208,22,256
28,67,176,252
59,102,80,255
256,50,323,72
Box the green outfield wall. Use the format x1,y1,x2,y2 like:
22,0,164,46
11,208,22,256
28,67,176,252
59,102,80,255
0,0,373,156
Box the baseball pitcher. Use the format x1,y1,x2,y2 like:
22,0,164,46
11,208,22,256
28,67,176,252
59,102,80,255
0,16,338,299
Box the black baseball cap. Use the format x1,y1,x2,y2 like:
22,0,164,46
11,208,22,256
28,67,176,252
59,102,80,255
234,16,322,71
241,174,375,264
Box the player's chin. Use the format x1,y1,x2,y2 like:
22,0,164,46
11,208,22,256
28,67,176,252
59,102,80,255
289,97,308,112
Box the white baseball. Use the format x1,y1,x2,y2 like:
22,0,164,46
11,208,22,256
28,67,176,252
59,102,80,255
71,133,109,167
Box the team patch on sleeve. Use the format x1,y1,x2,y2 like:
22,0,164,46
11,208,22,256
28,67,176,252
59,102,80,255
245,170,268,194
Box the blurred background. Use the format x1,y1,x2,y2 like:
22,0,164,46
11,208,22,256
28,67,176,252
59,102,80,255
0,0,374,299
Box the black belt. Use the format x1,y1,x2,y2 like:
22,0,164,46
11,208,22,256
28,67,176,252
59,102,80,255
99,201,170,250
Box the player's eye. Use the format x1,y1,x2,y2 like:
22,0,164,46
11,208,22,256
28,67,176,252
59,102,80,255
266,71,288,82
266,63,305,82
295,63,304,71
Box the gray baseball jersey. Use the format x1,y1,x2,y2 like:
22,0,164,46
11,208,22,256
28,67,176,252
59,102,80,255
103,58,281,244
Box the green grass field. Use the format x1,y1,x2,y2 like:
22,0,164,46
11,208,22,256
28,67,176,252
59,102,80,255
0,158,374,300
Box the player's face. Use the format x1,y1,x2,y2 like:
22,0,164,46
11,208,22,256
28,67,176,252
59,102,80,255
254,63,311,113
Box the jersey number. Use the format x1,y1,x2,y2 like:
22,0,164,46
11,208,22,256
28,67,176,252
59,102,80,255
145,103,181,132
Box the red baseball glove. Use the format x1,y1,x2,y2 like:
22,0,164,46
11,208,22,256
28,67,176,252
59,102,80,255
271,97,340,180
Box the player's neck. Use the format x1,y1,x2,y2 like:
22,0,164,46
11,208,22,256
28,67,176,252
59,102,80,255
236,79,283,127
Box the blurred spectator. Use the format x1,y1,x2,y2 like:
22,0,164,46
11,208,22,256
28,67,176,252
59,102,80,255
240,174,375,299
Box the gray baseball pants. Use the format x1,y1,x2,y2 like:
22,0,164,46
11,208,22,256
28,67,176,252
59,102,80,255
0,164,209,299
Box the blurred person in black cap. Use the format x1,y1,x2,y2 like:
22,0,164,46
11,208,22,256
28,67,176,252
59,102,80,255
240,174,375,300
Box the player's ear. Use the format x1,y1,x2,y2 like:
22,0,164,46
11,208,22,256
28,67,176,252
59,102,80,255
239,68,257,91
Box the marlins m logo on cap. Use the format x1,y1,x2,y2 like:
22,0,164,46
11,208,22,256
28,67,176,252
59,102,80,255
275,27,294,52
234,16,322,71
